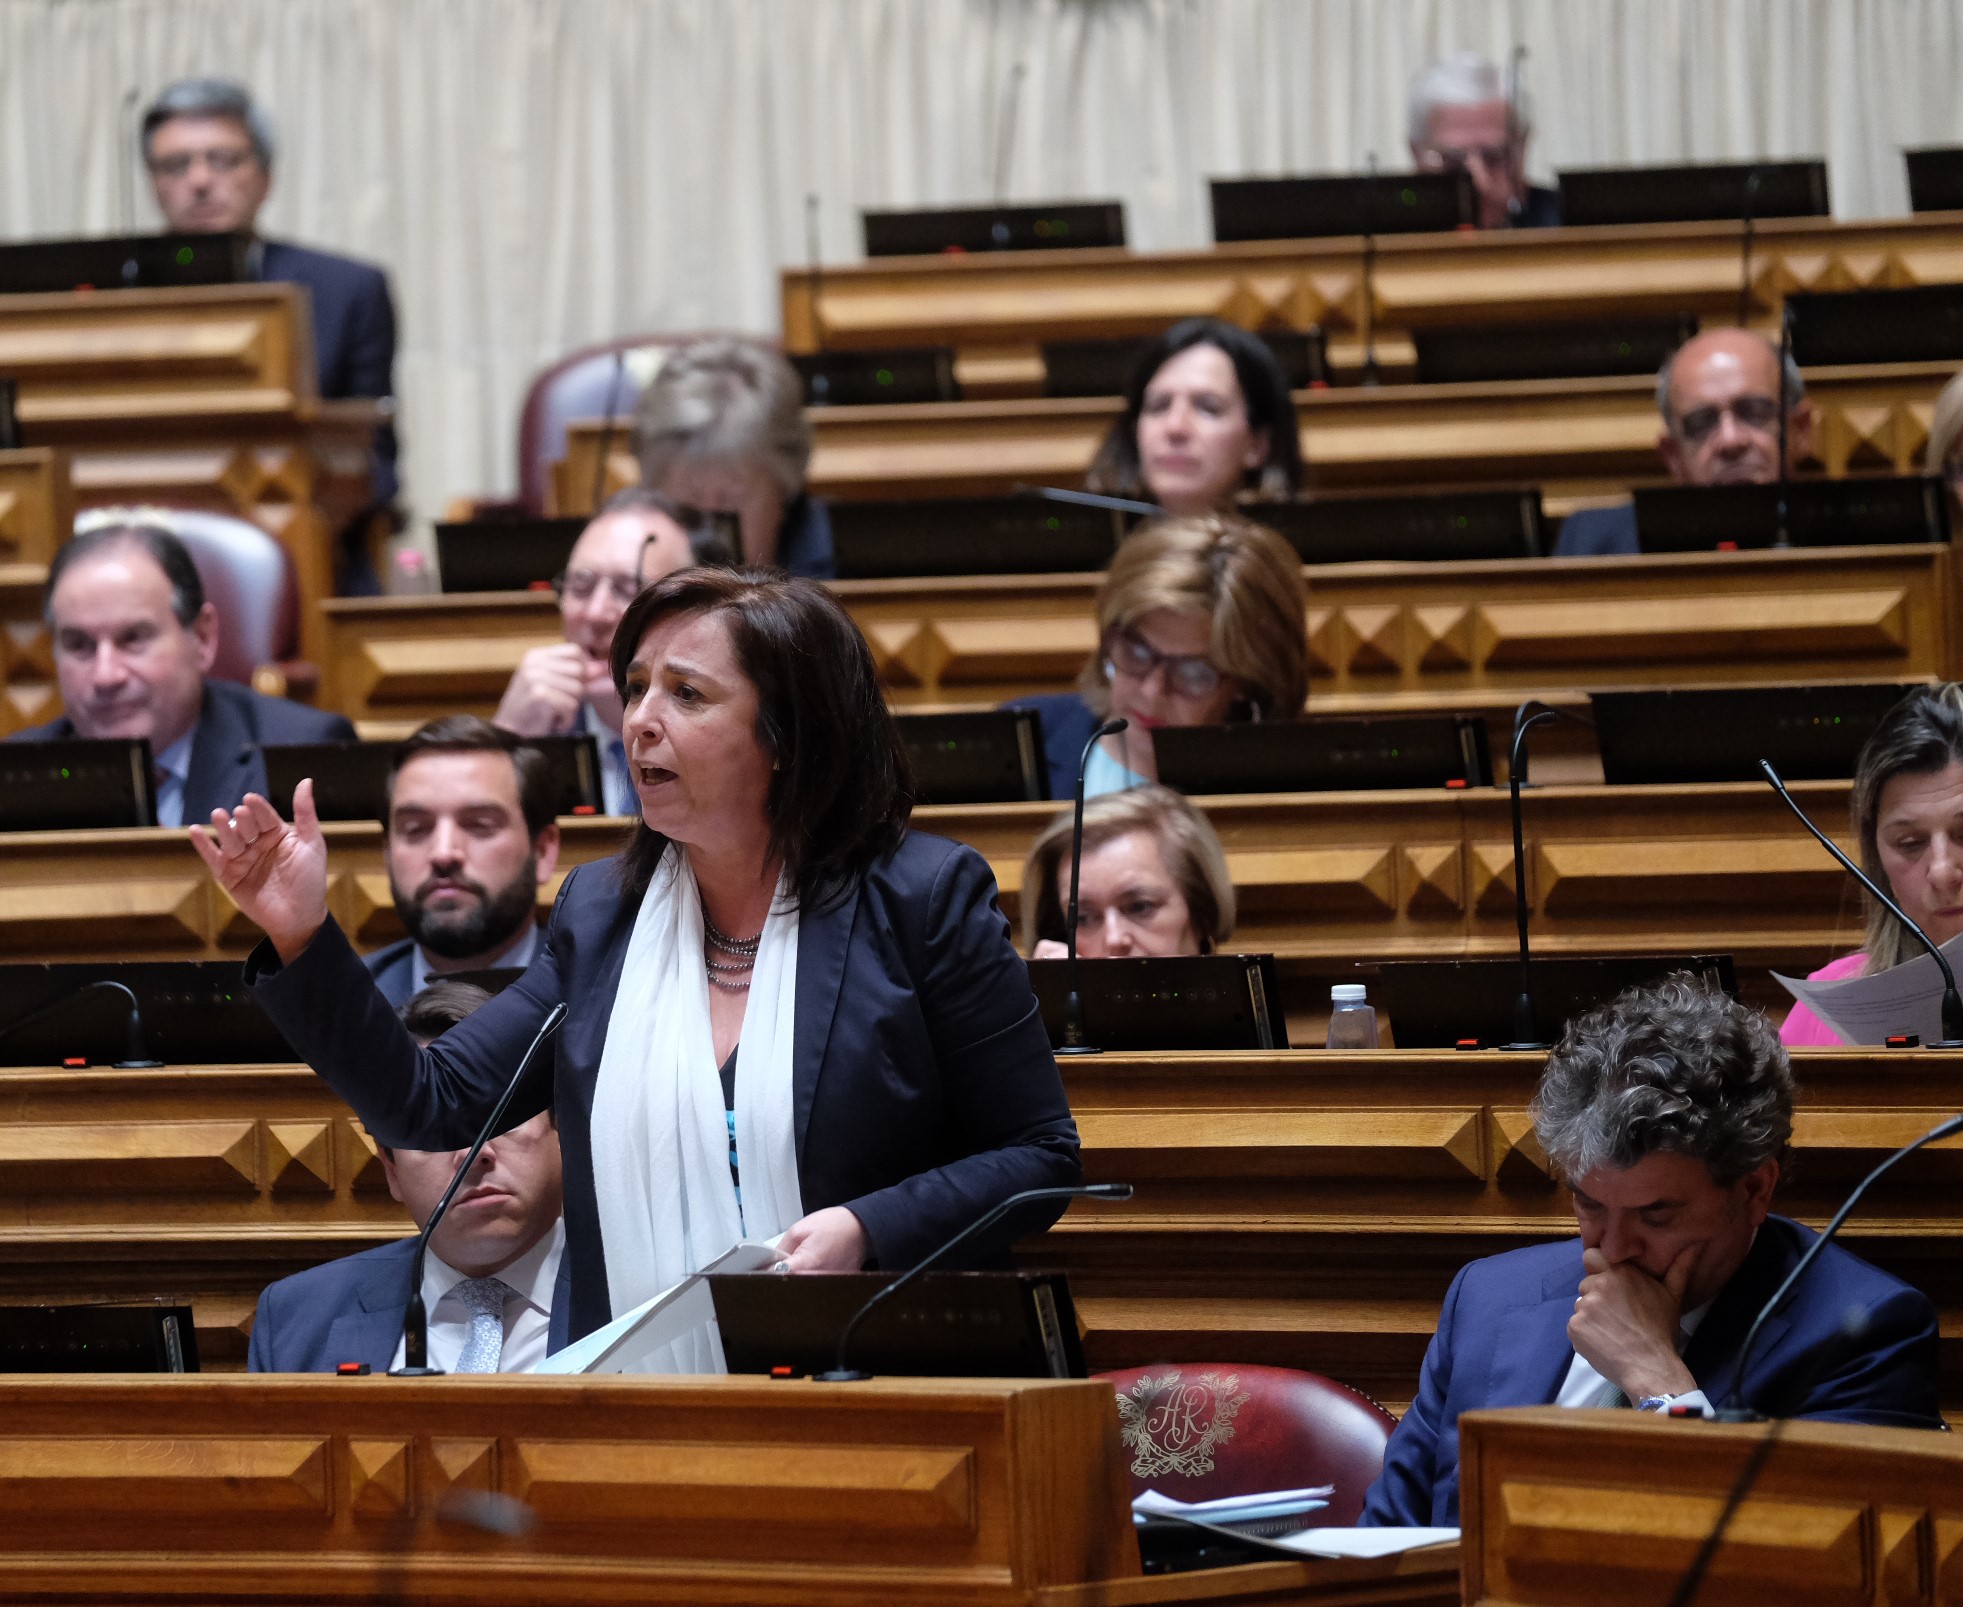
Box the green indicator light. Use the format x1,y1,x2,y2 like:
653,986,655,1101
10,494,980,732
1046,516,1060,530
175,245,194,266
1054,220,1069,236
60,767,71,779
1401,186,1418,205
876,368,894,385
1456,515,1469,529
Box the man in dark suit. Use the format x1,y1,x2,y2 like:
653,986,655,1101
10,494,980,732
250,981,568,1373
9,523,352,826
1361,978,1942,1528
363,717,561,1009
142,78,400,527
1554,329,1816,556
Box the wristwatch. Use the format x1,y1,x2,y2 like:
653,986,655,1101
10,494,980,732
1635,1394,1675,1413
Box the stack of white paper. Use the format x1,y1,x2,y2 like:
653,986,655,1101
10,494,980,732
1132,1485,1332,1530
1276,1527,1460,1559
532,1239,784,1375
1774,932,1963,1045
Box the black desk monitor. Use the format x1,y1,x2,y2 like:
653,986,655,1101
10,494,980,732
1208,172,1474,242
793,347,960,407
0,376,18,449
0,231,248,295
1905,148,1963,213
1786,285,1963,367
1413,315,1696,384
0,960,294,1067
711,1271,1086,1379
261,735,606,822
829,495,1122,579
435,516,586,594
862,201,1125,257
0,1304,199,1372
1026,955,1288,1051
1556,161,1830,226
1375,954,1738,1049
1633,477,1949,553
1592,683,1919,786
0,739,155,831
897,710,1048,805
1043,330,1328,398
1250,490,1544,564
1154,715,1493,797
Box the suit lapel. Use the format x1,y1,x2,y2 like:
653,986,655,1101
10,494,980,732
182,686,255,822
791,883,861,1163
326,1250,417,1372
1684,1221,1796,1409
1487,1254,1587,1406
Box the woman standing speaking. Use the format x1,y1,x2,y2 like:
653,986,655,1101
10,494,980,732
194,569,1080,1353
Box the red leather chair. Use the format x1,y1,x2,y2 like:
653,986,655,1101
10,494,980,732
1095,1363,1397,1525
73,506,312,697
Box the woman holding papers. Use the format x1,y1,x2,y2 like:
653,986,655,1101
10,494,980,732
1781,684,1963,1045
192,569,1080,1354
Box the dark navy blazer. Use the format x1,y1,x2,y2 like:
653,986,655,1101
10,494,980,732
1360,1214,1943,1527
1006,691,1099,802
361,939,419,1010
248,831,1082,1346
8,678,353,823
1552,502,1640,557
245,1236,571,1373
257,239,399,505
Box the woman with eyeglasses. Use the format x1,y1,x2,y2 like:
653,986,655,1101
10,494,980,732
1084,318,1304,517
1010,514,1310,798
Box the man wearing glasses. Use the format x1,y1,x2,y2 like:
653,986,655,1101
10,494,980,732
1407,54,1561,231
1553,329,1815,557
492,489,731,816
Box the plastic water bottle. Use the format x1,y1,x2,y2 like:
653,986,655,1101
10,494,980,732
1325,983,1379,1049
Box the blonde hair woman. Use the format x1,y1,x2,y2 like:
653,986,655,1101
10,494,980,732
1009,513,1310,797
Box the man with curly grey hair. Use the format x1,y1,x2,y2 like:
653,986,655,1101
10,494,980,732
1361,977,1940,1528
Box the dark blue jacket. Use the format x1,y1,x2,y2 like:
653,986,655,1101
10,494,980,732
257,239,399,506
247,831,1081,1346
1552,502,1640,557
362,939,418,1010
245,1236,571,1373
1007,691,1099,801
8,678,353,824
777,493,836,580
1360,1214,1943,1527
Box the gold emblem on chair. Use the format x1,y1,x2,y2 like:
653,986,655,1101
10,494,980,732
1116,1369,1252,1480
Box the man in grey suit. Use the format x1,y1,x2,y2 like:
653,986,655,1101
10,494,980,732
10,523,352,825
362,716,561,1008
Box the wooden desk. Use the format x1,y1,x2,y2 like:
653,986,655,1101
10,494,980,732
1459,1408,1963,1607
0,1374,1454,1606
779,211,1963,387
0,283,382,666
1,1048,1955,1414
321,543,1954,727
553,360,1956,513
0,450,71,733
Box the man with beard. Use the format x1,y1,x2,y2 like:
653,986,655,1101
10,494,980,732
362,716,561,1008
1554,329,1815,556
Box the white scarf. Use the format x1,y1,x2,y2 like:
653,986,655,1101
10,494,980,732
588,847,803,1370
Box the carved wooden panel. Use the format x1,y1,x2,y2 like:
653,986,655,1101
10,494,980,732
0,449,69,568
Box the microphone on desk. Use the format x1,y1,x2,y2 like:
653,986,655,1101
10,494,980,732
1060,717,1129,1054
0,978,163,1069
1774,297,1795,549
1360,152,1382,387
1736,165,1762,329
1502,701,1593,1050
1758,758,1963,1045
1016,484,1163,518
816,1183,1134,1381
391,1001,569,1376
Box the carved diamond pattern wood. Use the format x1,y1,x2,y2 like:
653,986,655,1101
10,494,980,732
348,1438,413,1517
1412,607,1474,673
1341,606,1403,675
266,1122,335,1194
1401,844,1465,916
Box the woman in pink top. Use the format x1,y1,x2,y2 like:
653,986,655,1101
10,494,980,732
1780,684,1963,1046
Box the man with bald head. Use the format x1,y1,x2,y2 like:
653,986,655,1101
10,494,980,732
1553,328,1815,557
492,488,732,815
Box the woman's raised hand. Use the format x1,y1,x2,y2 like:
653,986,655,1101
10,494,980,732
188,780,330,964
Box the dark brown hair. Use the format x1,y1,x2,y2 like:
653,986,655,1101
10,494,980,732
386,715,560,839
397,979,496,1042
607,567,913,909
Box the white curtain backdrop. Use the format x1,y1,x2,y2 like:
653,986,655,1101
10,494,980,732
3,0,1960,529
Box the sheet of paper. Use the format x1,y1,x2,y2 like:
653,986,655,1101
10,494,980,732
1774,931,1963,1045
531,1238,783,1375
1133,1486,1333,1523
1275,1526,1461,1559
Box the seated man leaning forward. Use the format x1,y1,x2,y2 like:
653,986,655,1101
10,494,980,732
249,981,566,1373
1362,977,1941,1528
364,715,562,1009
1554,328,1814,557
9,521,353,824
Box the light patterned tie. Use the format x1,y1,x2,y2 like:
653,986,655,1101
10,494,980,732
451,1277,511,1374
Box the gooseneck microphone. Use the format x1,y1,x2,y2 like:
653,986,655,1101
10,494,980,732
1502,701,1592,1050
1060,718,1129,1054
1736,166,1762,329
1360,152,1382,387
1759,758,1963,1045
0,978,163,1068
1017,484,1163,518
816,1183,1134,1381
1774,297,1795,549
392,1001,569,1375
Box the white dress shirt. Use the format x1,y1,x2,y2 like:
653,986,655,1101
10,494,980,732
411,922,540,997
389,1217,564,1374
151,725,197,829
1555,1293,1714,1415
583,701,636,817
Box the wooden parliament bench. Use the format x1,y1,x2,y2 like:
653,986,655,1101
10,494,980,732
554,360,1959,514
0,283,383,667
0,1048,1954,1424
312,542,1957,732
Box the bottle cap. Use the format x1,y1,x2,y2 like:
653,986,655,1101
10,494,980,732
1330,984,1368,1004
